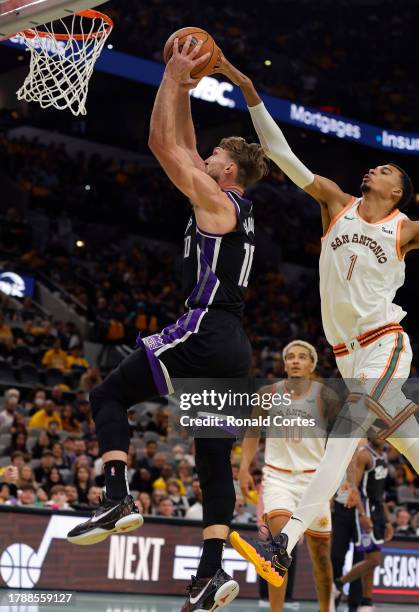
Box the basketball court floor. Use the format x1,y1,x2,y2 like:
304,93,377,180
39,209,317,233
0,591,417,612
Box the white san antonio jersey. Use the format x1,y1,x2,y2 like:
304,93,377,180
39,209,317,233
265,380,327,472
320,197,407,346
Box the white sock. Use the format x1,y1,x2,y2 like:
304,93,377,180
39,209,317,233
282,436,361,554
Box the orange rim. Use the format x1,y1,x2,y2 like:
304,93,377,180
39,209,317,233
20,10,113,41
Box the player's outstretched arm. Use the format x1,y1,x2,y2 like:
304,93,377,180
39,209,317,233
399,219,419,257
149,38,236,230
215,56,354,224
175,82,206,171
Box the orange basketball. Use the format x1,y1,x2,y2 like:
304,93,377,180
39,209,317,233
163,27,220,79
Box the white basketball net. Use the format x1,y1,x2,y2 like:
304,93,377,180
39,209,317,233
16,11,113,116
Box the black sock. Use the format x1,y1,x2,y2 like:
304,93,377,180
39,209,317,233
104,460,129,500
196,539,225,579
360,598,373,606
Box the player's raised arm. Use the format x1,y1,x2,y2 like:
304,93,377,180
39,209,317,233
215,56,354,220
174,77,206,171
399,219,419,256
148,38,236,226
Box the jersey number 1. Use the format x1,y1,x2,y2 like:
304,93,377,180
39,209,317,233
346,254,357,281
239,243,255,287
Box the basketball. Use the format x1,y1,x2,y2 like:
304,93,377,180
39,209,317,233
163,27,220,79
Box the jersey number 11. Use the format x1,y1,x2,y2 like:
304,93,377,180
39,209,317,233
239,243,255,287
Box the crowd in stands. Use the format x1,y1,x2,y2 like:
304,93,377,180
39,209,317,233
1,382,419,533
1,133,419,379
0,294,94,390
0,385,255,523
110,0,419,130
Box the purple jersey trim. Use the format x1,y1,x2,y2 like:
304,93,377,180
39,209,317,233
224,190,241,220
136,308,207,395
186,233,220,309
136,334,169,396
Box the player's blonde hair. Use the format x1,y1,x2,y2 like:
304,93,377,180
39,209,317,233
282,340,318,371
218,136,269,189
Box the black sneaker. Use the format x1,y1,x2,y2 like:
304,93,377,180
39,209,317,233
230,527,292,588
181,569,239,611
331,581,343,609
67,494,143,545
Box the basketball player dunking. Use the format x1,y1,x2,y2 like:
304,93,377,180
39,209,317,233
67,39,268,612
215,56,419,587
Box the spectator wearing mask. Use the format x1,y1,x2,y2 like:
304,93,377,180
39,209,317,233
29,399,62,430
27,388,47,417
0,389,20,430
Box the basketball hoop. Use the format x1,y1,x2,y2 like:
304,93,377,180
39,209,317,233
16,9,113,116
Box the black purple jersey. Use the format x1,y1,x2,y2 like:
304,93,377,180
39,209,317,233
360,445,388,502
182,190,255,318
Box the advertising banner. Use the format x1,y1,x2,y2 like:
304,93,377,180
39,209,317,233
0,508,418,603
2,38,419,155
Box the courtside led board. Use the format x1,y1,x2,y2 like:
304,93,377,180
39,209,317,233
0,0,107,38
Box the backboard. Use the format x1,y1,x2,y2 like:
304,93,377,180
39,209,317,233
0,0,108,38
